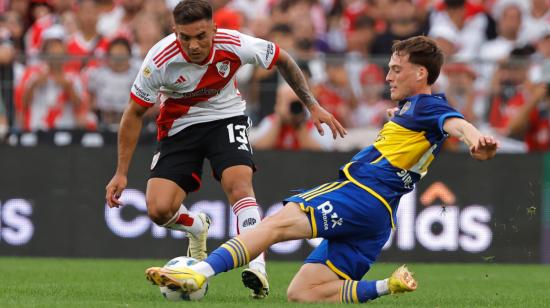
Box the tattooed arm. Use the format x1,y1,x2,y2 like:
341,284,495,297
275,49,347,138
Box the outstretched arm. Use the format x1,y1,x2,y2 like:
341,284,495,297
443,117,498,160
275,49,347,139
105,99,149,207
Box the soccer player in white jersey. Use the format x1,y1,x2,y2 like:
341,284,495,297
105,0,346,299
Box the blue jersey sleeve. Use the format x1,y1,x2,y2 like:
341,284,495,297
414,97,464,135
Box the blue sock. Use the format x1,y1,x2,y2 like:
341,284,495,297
204,238,250,275
341,280,378,303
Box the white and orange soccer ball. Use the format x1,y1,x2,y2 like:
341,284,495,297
159,256,208,301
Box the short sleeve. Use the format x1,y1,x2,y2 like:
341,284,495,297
238,32,280,69
130,54,162,107
414,98,464,135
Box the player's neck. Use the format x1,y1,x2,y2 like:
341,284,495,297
410,85,432,97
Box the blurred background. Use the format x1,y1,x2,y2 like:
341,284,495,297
0,0,548,264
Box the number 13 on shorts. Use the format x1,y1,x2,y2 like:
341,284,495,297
227,123,251,152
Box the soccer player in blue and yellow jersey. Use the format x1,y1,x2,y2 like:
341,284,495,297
144,36,498,303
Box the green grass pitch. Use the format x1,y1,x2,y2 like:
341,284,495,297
1,257,549,307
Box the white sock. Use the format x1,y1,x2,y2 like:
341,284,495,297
189,261,216,278
232,197,266,274
162,204,204,238
376,279,389,296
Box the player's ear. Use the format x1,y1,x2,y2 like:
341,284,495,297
417,68,426,81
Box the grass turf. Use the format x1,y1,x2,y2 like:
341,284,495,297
0,257,549,307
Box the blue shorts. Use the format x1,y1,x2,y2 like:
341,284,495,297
284,179,392,281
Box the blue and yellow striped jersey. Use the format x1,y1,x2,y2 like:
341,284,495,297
339,93,463,220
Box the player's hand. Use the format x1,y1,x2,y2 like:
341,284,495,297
105,173,127,208
470,135,498,161
386,107,399,119
308,104,347,139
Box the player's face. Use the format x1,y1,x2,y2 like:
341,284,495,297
174,19,216,64
386,52,422,101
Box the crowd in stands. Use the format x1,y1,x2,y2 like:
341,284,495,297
0,0,548,152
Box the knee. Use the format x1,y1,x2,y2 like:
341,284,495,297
287,285,316,303
224,180,253,202
286,285,302,302
146,197,174,225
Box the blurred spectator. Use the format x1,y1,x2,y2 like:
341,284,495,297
248,23,293,123
0,15,16,129
429,21,460,58
371,0,428,56
16,37,87,131
142,0,171,35
132,12,164,60
521,0,550,44
60,10,77,36
65,0,109,72
24,0,57,59
429,0,496,61
250,83,333,151
349,63,392,128
280,0,326,38
479,1,526,63
325,0,347,52
87,37,138,131
441,62,479,123
2,11,24,53
8,0,29,25
314,54,356,127
229,0,272,22
96,0,121,38
247,15,272,40
97,0,143,40
346,14,376,58
488,49,529,136
212,0,243,31
290,17,326,85
506,33,550,151
344,15,377,99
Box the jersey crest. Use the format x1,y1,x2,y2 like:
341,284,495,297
216,60,231,78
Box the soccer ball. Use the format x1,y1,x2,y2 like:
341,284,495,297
159,256,209,301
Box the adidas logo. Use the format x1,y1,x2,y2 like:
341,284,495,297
242,218,256,227
175,75,186,84
238,144,249,151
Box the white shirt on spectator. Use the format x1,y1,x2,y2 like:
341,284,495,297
429,9,488,61
88,62,140,113
23,69,84,131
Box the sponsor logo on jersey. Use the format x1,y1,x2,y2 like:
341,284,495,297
216,60,230,78
143,66,152,78
316,201,343,230
397,169,413,189
170,88,221,99
265,43,274,62
133,84,151,101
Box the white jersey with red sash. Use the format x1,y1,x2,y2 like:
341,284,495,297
130,28,280,140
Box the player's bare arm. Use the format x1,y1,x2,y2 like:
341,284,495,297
274,49,347,139
443,117,498,161
105,98,149,207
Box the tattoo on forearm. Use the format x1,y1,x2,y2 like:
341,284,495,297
277,56,318,108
